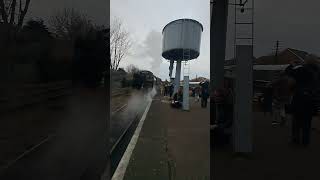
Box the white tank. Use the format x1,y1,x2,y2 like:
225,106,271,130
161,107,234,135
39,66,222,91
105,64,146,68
162,19,203,61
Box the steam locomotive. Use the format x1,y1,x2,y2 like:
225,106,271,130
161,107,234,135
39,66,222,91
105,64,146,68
132,70,155,90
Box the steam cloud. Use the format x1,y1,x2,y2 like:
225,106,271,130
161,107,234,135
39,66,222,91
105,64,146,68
127,30,163,77
141,30,163,76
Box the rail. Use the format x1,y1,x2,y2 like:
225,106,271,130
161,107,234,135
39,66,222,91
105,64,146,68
111,104,128,116
110,107,138,155
110,101,146,176
0,134,56,174
111,88,131,97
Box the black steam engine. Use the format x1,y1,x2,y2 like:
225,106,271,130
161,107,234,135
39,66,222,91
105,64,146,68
132,70,155,90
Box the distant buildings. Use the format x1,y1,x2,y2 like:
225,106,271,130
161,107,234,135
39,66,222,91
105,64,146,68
254,48,309,65
224,48,319,82
223,48,320,93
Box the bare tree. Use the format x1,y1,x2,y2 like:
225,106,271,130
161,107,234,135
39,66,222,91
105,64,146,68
48,8,94,40
126,64,140,74
0,0,31,28
110,17,131,70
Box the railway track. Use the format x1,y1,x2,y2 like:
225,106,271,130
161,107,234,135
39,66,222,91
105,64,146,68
110,101,147,176
110,109,139,154
0,98,146,178
0,134,56,175
111,88,131,97
0,102,129,176
111,104,128,116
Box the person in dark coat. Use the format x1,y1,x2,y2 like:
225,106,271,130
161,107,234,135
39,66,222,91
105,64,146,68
200,81,209,108
285,59,318,146
164,85,168,96
262,84,273,117
169,84,174,98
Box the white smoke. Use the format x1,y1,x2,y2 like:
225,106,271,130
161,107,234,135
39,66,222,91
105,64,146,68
130,30,162,76
146,87,157,101
123,87,156,117
144,31,162,76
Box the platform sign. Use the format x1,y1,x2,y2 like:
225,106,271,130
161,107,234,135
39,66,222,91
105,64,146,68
183,76,190,111
233,45,253,153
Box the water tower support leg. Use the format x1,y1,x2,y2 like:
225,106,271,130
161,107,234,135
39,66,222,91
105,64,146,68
183,76,190,111
174,61,182,94
169,60,174,78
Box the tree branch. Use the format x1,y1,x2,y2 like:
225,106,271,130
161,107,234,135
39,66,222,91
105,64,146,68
110,17,131,71
17,0,30,28
9,0,16,24
0,0,8,23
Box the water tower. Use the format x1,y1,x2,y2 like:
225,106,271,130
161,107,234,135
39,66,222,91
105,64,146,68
162,19,203,110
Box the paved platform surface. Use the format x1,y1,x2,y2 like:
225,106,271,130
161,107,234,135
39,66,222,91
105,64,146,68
123,96,210,180
213,111,320,180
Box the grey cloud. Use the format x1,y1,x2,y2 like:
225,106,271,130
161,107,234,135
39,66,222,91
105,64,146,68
26,0,108,26
125,30,163,76
141,30,163,75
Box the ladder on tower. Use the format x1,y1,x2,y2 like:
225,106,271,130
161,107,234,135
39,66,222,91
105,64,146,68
233,0,254,58
182,48,191,78
182,48,191,111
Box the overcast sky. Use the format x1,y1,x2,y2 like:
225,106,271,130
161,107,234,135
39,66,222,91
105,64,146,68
111,0,210,81
25,0,320,80
27,0,108,26
252,0,320,57
111,0,320,80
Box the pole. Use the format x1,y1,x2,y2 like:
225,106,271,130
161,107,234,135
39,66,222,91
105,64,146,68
274,40,279,64
183,76,190,111
174,60,182,94
210,0,229,125
233,45,253,153
169,60,174,78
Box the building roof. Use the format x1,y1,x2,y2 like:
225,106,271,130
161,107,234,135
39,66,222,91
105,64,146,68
253,64,290,71
224,64,290,71
255,48,309,65
224,57,256,67
190,77,208,82
287,48,309,61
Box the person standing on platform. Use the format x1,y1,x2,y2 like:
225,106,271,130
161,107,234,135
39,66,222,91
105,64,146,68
195,86,200,102
201,81,209,108
271,75,292,127
262,84,273,117
285,57,319,147
160,85,164,96
169,84,174,98
166,85,168,96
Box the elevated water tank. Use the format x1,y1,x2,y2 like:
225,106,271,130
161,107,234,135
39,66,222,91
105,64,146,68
162,19,203,61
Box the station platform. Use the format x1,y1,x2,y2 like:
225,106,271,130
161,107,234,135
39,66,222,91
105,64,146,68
119,95,210,180
213,110,320,180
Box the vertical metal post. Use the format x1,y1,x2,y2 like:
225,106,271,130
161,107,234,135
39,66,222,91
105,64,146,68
174,60,182,94
210,0,229,125
169,60,174,78
233,45,253,153
183,76,190,111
